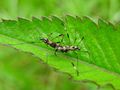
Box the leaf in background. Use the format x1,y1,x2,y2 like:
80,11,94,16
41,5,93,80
0,16,120,90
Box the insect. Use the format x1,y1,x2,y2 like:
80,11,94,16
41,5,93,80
40,33,85,76
40,36,84,55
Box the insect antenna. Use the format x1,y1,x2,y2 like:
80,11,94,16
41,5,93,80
74,30,78,44
72,51,80,76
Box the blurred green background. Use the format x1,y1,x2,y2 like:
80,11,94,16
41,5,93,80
0,0,120,22
0,0,120,90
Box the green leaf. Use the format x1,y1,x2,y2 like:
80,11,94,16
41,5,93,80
0,16,120,90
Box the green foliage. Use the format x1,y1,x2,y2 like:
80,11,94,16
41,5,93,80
0,16,120,90
1,45,92,90
0,0,120,22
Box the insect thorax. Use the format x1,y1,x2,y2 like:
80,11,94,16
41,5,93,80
41,38,60,48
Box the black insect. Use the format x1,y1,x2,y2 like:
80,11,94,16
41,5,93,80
40,34,84,54
40,37,84,55
40,34,85,76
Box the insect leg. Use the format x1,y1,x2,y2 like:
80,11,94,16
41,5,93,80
74,30,77,44
72,51,79,76
76,37,90,56
73,51,79,69
54,49,58,56
77,36,84,47
56,34,64,45
60,34,64,43
47,33,53,39
71,62,79,76
67,33,71,45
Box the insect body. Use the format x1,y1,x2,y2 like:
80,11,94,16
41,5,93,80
40,38,80,54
